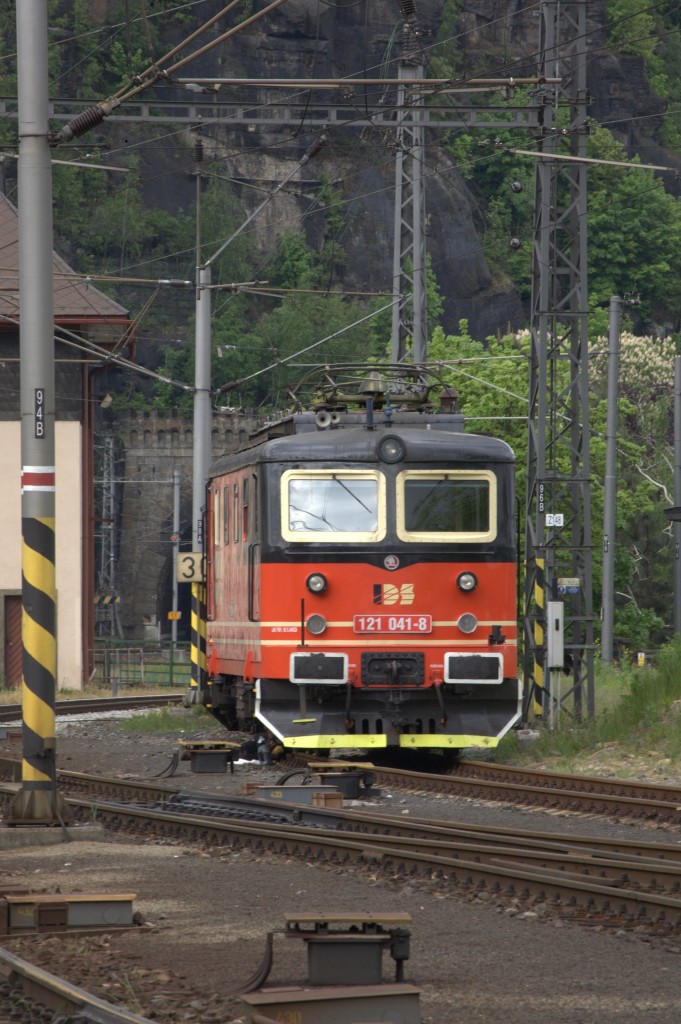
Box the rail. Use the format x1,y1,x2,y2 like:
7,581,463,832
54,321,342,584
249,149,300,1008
0,694,184,726
0,944,155,1023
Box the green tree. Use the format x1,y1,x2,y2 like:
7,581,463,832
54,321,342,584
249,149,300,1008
605,0,657,59
586,126,681,320
151,179,385,415
427,322,530,456
589,331,677,650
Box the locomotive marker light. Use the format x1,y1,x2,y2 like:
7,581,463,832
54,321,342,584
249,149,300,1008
378,436,406,463
306,573,328,594
305,614,327,636
456,571,478,593
457,613,478,634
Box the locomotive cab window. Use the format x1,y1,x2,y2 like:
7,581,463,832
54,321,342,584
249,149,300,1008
281,469,386,543
223,485,230,545
396,470,497,542
242,477,249,541
233,482,240,543
213,488,221,547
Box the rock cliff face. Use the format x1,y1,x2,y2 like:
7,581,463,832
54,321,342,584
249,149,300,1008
97,3,679,636
131,0,526,337
126,1,673,337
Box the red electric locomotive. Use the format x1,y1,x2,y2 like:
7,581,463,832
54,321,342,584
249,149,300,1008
203,378,522,755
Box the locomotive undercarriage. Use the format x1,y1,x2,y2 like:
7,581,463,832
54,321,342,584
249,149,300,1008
255,677,521,751
206,675,257,731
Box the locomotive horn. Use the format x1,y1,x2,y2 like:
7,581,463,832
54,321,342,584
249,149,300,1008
330,412,341,425
315,410,332,429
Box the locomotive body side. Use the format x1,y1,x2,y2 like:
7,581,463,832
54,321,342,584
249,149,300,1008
205,461,263,729
205,423,522,753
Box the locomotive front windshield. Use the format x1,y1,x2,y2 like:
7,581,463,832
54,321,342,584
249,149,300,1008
397,470,497,542
281,469,386,542
405,477,488,531
280,467,498,544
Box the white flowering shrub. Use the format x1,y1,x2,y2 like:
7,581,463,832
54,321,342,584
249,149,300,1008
590,333,676,394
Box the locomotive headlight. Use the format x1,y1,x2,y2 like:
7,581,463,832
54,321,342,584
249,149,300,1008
306,613,327,635
306,572,328,594
458,612,478,634
377,436,405,464
456,571,478,593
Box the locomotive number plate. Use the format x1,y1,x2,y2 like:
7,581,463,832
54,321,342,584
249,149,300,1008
354,614,432,634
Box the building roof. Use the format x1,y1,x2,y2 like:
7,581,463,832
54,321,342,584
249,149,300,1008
0,192,131,326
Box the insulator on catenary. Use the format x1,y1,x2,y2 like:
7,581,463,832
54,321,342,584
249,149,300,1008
59,105,106,141
306,135,327,160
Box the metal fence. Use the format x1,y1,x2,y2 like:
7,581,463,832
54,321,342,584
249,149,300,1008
91,641,191,693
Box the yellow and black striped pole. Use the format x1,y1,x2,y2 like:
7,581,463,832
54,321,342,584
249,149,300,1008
10,498,68,822
533,556,546,716
9,0,69,824
189,582,207,704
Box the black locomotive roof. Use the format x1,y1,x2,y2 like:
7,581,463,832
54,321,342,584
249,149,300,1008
210,425,514,476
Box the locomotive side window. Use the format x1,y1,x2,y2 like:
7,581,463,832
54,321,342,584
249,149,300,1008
233,482,240,543
223,485,230,545
281,470,386,542
242,477,249,541
213,489,221,547
396,470,497,542
251,474,258,535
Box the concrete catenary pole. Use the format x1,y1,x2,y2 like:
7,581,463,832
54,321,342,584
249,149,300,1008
188,265,210,701
187,133,326,702
601,295,621,664
189,142,210,702
9,0,69,824
193,261,212,553
172,468,180,645
674,356,681,634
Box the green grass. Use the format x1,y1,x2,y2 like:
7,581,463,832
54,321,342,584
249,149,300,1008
117,705,216,735
496,636,681,770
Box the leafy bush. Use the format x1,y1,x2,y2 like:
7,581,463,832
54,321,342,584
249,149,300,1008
499,637,681,764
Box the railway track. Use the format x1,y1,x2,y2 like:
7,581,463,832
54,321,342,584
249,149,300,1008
0,943,155,1024
51,801,681,936
3,761,681,940
458,757,681,805
4,742,681,825
0,693,184,725
307,757,681,824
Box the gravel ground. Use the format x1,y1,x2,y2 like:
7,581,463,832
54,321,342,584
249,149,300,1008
3,712,681,1023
